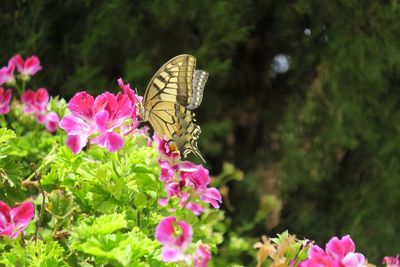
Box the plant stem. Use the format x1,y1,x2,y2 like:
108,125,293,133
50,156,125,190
32,163,46,242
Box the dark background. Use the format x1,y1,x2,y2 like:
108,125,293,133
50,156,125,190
2,0,400,263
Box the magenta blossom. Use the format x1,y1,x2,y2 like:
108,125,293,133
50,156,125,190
153,134,181,160
0,60,15,86
11,54,42,77
59,91,106,154
91,92,132,152
180,162,222,209
300,235,365,267
155,216,193,262
193,244,211,267
0,201,35,239
383,255,400,267
45,111,60,132
0,87,12,114
21,88,49,115
60,82,137,154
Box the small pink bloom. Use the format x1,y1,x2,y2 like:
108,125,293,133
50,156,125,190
0,201,35,239
45,112,59,132
180,162,210,191
200,187,222,209
21,88,49,114
383,255,400,267
193,245,211,267
342,252,365,267
11,54,42,76
326,235,365,267
326,235,355,261
118,78,136,117
0,60,15,85
300,236,365,267
299,245,341,267
180,162,222,209
153,135,180,160
91,131,124,152
180,194,205,215
91,92,132,152
159,159,175,182
155,216,193,262
66,135,88,154
59,91,103,153
0,87,12,114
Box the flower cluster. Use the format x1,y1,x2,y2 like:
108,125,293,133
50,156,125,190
383,256,400,267
0,54,42,87
0,201,35,239
22,88,59,132
59,78,138,154
155,216,211,266
299,235,366,267
153,136,221,266
155,135,222,215
0,54,60,132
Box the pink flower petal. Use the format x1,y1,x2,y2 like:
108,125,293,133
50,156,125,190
159,159,175,182
201,187,222,208
0,201,12,227
66,134,88,154
0,88,11,115
68,92,95,118
342,252,365,267
22,55,42,76
35,88,49,111
94,110,109,133
326,235,355,261
193,245,211,267
0,63,15,85
161,247,185,262
155,216,176,245
10,202,35,238
155,216,193,248
59,115,93,135
91,132,124,152
11,54,24,72
45,112,59,132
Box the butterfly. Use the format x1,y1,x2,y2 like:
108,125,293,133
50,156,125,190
139,54,208,162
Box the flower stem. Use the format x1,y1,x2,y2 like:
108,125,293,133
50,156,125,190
32,163,46,242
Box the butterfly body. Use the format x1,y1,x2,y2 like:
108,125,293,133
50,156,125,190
140,54,208,162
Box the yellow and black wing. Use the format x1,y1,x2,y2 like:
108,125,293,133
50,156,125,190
143,54,207,161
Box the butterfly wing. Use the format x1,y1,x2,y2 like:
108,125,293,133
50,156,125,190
143,54,205,161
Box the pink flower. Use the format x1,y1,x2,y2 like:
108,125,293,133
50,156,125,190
45,112,59,132
193,245,211,267
326,236,365,267
300,246,341,267
59,91,104,154
60,86,137,154
383,255,400,267
91,92,132,152
0,60,15,86
159,159,176,182
21,88,49,114
180,162,222,208
0,201,35,239
155,216,193,262
152,134,181,160
0,87,12,114
300,235,365,267
11,54,42,77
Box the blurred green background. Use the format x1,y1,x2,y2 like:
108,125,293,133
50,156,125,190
2,0,400,263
